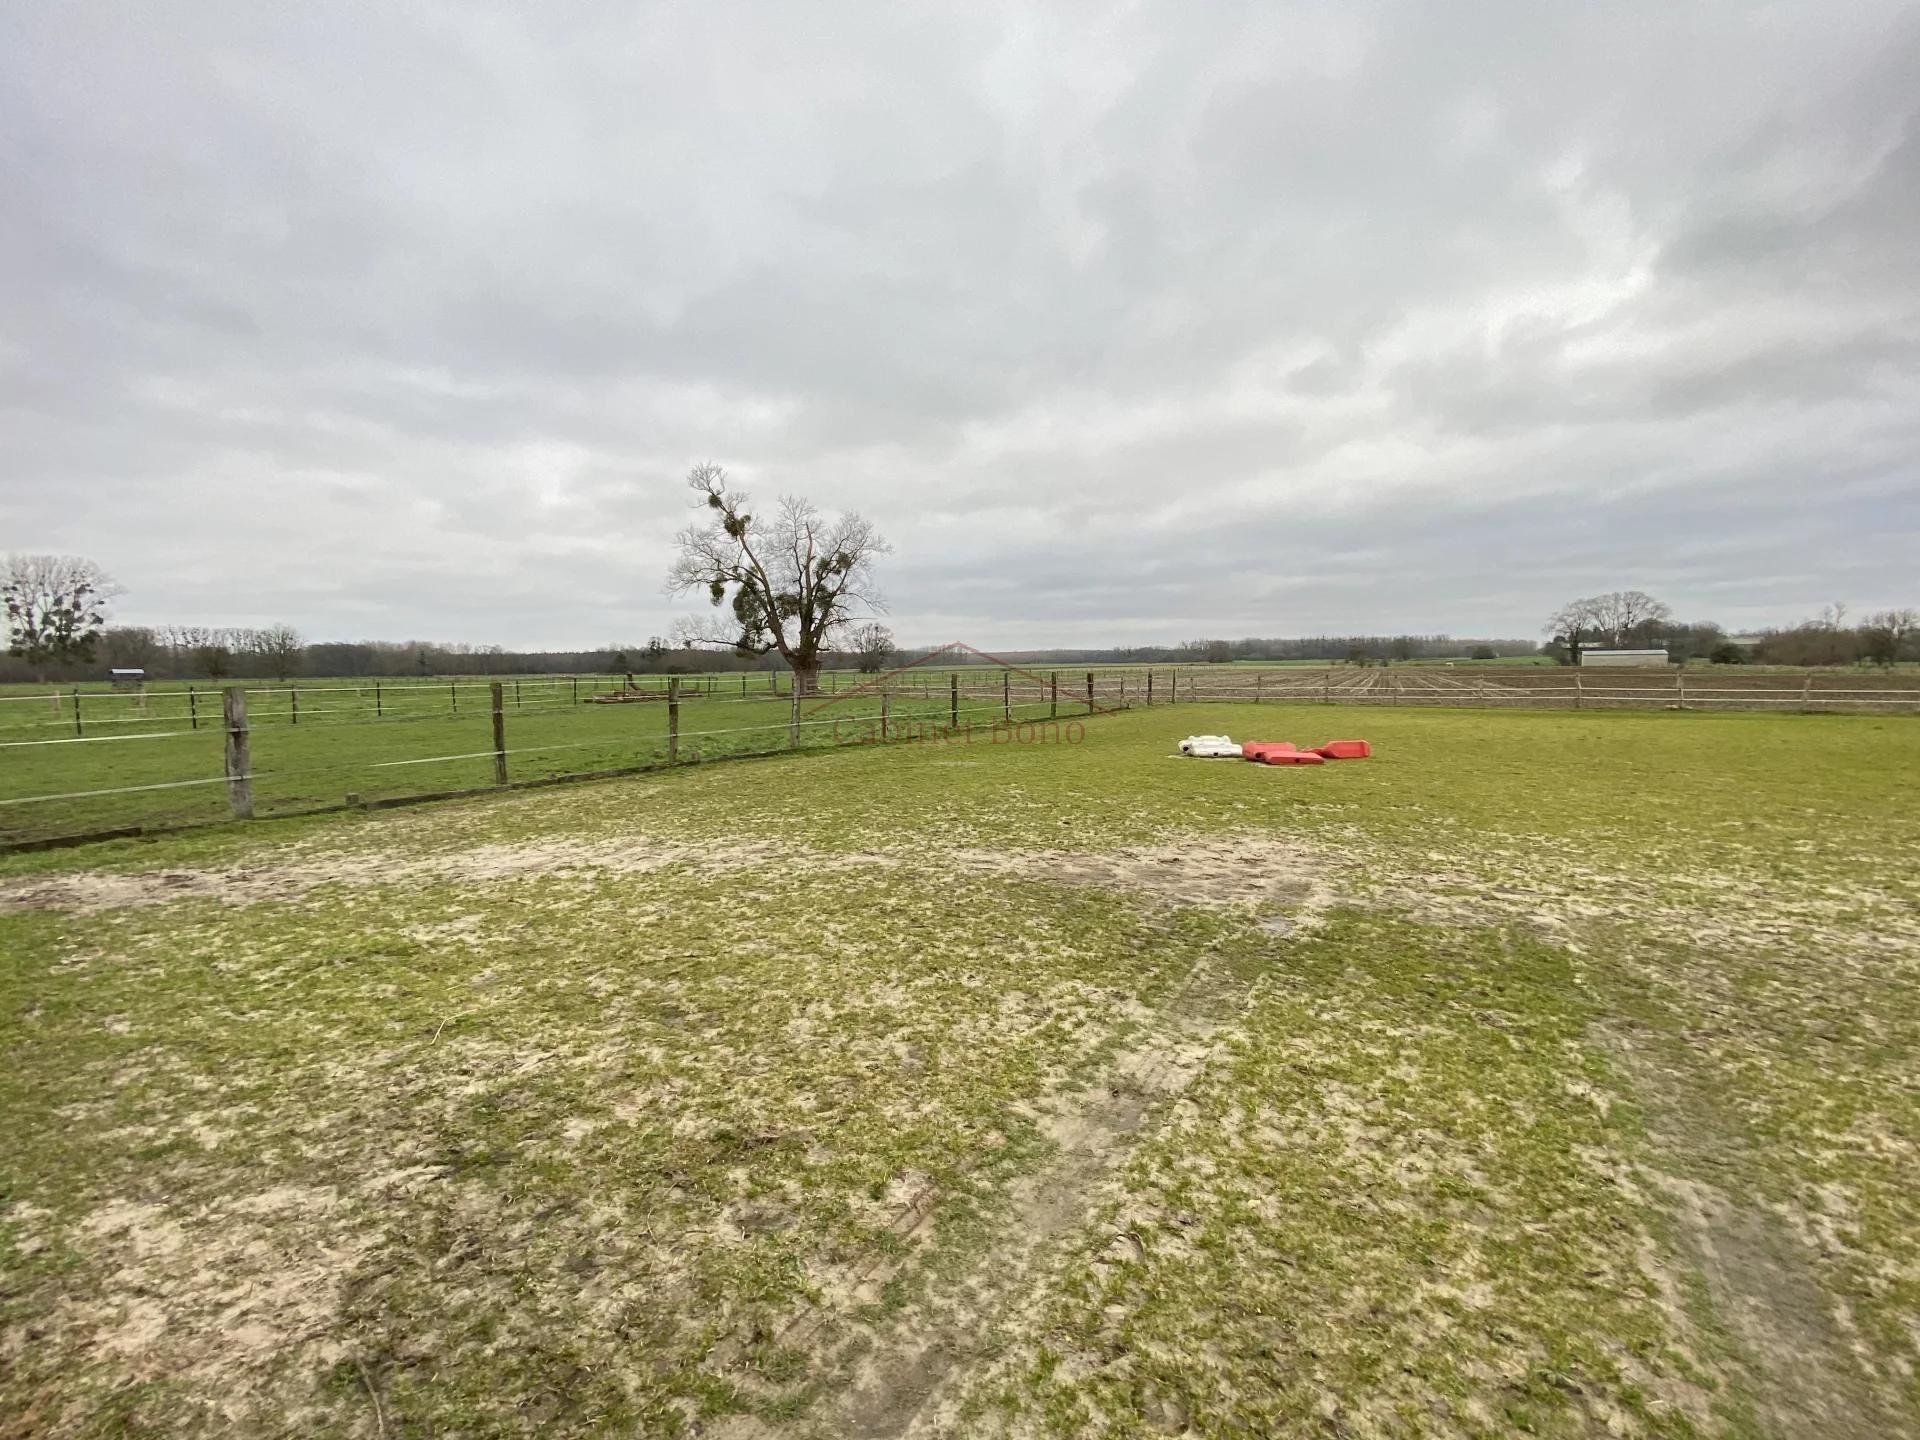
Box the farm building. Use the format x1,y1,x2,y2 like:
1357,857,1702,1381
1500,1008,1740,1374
1580,649,1669,667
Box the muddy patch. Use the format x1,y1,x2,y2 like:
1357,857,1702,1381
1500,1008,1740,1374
1610,1031,1900,1437
943,833,1341,924
704,957,1254,1440
0,836,787,914
9,1188,374,1432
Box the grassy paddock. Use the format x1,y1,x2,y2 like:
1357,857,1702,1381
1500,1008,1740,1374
8,663,1917,847
0,680,1080,845
2,705,1918,1436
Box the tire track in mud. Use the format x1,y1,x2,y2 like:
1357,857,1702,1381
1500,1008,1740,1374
701,950,1264,1440
1607,1031,1901,1439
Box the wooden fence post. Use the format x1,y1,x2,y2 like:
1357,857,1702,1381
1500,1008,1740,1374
188,685,198,730
374,681,382,718
1146,671,1154,706
1003,670,1011,722
1255,672,1263,704
741,674,748,697
1051,671,1059,718
514,679,522,709
1574,673,1584,709
789,687,800,747
667,677,680,762
224,687,253,819
950,674,959,730
881,687,890,741
1802,673,1813,710
1085,671,1095,713
490,681,508,786
450,679,458,713
1324,669,1332,704
1676,671,1687,710
291,687,299,725
72,689,83,738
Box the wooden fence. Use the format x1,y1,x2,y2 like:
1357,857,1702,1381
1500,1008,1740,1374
1156,666,1920,713
4,663,1914,853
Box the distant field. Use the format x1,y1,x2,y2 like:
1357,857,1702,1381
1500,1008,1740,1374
0,674,1047,845
5,664,1916,847
3,703,1916,1436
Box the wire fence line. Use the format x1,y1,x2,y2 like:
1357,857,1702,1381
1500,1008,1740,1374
1166,667,1920,711
4,664,1914,851
0,674,1119,850
0,668,1047,737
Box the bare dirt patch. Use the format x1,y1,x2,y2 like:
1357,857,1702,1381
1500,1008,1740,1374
0,836,786,914
1608,1031,1901,1437
943,833,1342,923
703,955,1258,1440
14,1189,374,1432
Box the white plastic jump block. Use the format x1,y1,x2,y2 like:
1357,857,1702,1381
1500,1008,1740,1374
1178,734,1243,758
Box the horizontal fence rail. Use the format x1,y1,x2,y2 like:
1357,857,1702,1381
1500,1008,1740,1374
3,665,1913,852
0,673,1129,850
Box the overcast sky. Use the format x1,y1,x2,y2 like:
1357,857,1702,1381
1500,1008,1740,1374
3,2,1916,650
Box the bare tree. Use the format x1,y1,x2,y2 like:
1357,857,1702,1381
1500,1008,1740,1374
1588,590,1672,645
1,554,119,680
1547,591,1671,661
1860,608,1918,667
250,624,305,681
159,625,240,679
160,625,205,672
196,637,235,680
1544,597,1603,665
101,626,162,672
667,463,888,694
850,622,895,674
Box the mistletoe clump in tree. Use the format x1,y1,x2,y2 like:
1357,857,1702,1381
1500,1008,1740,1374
667,463,888,695
2,554,118,680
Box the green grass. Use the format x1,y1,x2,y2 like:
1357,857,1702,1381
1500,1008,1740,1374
3,705,1918,1436
0,680,1072,845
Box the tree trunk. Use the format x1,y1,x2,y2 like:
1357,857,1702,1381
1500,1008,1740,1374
791,660,821,697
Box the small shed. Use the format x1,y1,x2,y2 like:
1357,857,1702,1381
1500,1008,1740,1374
1580,649,1669,667
109,667,146,689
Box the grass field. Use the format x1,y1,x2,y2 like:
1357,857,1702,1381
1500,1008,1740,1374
3,704,1918,1437
7,665,1917,849
0,677,1050,845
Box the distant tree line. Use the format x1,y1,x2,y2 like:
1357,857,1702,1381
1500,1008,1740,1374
1542,591,1918,666
1745,604,1918,668
6,553,1913,685
929,635,1542,667
0,628,823,684
1162,634,1541,664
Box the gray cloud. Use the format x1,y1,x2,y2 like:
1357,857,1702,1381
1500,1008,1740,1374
2,0,1916,648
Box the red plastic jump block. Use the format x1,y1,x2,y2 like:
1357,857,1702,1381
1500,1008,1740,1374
1262,749,1326,765
1241,741,1296,762
1313,740,1371,760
